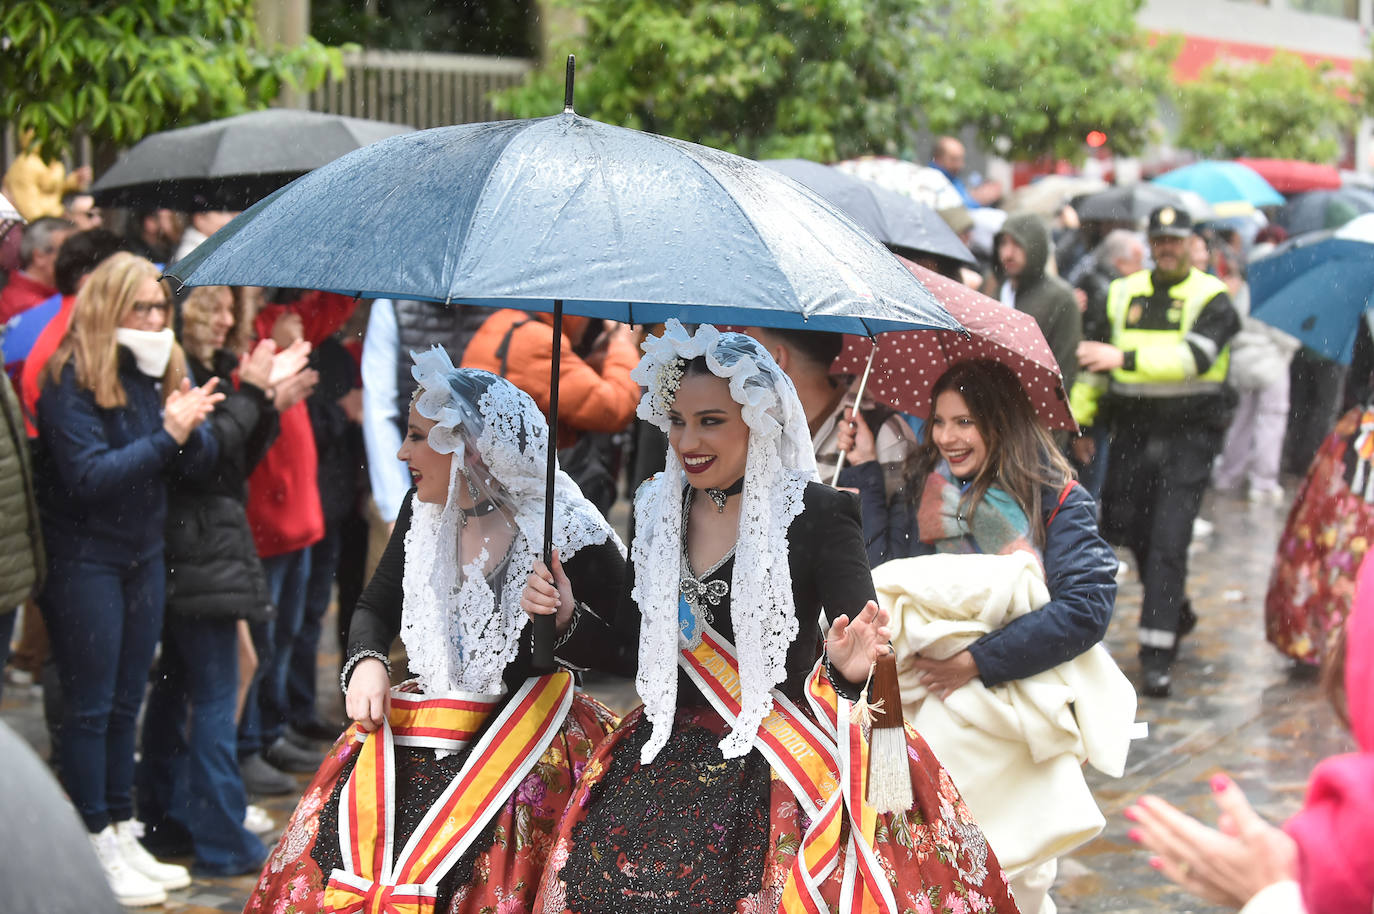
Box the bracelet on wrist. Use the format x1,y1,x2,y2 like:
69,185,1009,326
340,650,391,695
554,601,586,650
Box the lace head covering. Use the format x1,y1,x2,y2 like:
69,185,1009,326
630,320,818,763
401,346,624,695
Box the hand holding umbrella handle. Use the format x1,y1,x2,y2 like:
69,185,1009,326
831,345,878,486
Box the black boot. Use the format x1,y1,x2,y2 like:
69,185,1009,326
1140,647,1173,698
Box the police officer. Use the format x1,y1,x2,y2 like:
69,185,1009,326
1071,206,1240,697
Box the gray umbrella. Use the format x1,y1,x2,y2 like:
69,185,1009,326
1074,183,1214,223
0,722,123,913
166,87,962,670
762,158,977,267
91,108,413,212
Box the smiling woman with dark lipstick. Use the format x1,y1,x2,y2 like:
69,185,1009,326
521,323,1021,914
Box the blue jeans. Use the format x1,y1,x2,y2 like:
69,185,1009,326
239,547,312,755
41,553,165,832
288,527,342,728
138,615,266,873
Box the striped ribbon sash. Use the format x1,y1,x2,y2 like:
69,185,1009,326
677,596,897,914
323,672,575,914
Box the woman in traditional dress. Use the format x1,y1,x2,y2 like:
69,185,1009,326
523,322,1019,914
1264,402,1374,667
243,347,626,914
836,359,1124,914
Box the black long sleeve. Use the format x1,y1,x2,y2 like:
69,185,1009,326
345,490,628,691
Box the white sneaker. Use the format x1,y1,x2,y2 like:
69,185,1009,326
1192,517,1215,538
114,819,191,890
244,803,275,835
90,826,167,907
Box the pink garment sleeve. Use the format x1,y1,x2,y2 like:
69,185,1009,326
1284,550,1374,914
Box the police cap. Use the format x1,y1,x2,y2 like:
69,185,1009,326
1147,205,1194,239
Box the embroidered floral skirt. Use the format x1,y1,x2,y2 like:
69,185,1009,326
534,705,1019,914
1265,408,1374,665
242,690,618,914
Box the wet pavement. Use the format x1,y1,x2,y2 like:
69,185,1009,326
1,483,1352,913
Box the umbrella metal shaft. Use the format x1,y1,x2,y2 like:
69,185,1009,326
831,344,878,486
533,300,562,672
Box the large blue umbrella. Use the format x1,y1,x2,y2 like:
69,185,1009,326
167,117,952,335
1251,214,1374,363
1153,161,1284,214
166,70,959,668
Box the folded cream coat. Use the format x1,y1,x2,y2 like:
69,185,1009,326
873,551,1138,877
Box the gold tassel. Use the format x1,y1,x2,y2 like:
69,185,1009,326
865,652,913,815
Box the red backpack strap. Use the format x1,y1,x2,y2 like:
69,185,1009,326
1046,480,1079,528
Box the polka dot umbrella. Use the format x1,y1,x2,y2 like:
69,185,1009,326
833,255,1076,443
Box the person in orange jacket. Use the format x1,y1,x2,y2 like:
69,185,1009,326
461,310,641,449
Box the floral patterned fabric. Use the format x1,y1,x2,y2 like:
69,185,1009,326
1266,407,1374,665
242,691,618,914
535,705,1019,914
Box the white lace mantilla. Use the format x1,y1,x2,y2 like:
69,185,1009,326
631,321,817,763
399,347,624,696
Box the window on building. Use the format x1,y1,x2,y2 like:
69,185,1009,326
1287,0,1359,19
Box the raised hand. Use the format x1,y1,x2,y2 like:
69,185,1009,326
1125,775,1298,909
835,406,877,466
268,339,312,386
238,338,278,391
273,366,319,411
163,377,224,443
521,548,575,631
826,600,892,683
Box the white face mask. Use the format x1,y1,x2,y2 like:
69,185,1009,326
114,327,175,378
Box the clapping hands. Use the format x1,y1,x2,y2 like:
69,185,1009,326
163,377,225,444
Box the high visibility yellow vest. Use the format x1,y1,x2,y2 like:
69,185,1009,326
1106,268,1231,396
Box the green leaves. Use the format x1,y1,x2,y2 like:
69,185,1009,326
1,0,345,160
494,0,1173,165
1176,52,1356,163
920,0,1178,162
495,0,931,160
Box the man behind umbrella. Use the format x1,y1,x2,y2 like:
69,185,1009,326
1071,206,1240,698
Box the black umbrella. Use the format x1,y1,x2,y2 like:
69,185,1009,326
91,109,413,212
1280,189,1374,237
1074,183,1214,223
762,158,977,267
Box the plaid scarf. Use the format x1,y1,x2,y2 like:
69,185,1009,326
916,462,1037,558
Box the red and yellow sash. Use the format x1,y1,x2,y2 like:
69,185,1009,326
677,614,897,914
323,672,574,914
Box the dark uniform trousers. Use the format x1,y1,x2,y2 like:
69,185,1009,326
1100,414,1224,650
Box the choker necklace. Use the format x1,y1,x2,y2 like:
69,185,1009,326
459,498,499,526
704,477,744,513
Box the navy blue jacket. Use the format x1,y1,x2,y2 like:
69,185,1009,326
35,351,216,566
839,460,1117,687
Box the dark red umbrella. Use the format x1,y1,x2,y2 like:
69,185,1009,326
833,257,1075,435
1234,158,1342,195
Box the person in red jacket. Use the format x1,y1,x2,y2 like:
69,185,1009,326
236,290,358,794
0,216,72,322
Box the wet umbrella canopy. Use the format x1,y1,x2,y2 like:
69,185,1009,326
91,109,413,212
1251,214,1374,364
761,158,977,267
166,66,961,668
167,113,954,335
